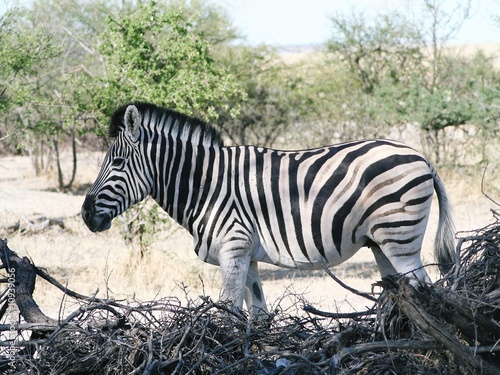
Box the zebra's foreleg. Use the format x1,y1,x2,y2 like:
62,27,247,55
244,261,268,320
218,250,251,315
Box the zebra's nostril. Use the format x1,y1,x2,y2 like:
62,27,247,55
82,194,96,219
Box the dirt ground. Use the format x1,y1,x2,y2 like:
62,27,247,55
0,150,498,320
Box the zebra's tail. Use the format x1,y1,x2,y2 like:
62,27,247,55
432,169,456,275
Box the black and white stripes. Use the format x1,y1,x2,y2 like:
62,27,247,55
82,102,455,318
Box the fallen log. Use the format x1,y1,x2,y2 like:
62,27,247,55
0,238,56,327
6,215,66,235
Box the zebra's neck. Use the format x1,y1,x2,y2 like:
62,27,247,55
149,137,221,231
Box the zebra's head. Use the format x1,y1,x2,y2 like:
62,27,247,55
82,104,149,232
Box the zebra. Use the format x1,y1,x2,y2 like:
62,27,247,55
82,102,455,318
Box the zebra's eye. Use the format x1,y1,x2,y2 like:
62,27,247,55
111,157,125,168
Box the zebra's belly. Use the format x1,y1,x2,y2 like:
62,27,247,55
251,239,364,270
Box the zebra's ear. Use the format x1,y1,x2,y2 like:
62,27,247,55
124,105,141,141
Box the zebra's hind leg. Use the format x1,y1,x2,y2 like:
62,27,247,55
244,261,268,320
372,244,431,284
371,245,397,278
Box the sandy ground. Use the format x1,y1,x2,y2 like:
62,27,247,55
0,150,498,320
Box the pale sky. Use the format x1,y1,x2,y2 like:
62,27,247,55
1,0,499,46
209,0,500,46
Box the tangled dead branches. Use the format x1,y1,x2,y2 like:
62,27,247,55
0,210,500,374
369,209,500,375
0,292,368,374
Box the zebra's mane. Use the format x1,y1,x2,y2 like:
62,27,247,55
109,102,224,147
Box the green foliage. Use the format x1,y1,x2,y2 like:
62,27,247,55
326,5,500,164
0,7,59,113
87,0,243,130
324,10,427,140
1,0,499,170
168,0,240,44
328,11,424,95
213,45,311,146
0,0,111,183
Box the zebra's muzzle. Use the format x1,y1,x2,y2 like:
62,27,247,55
81,194,112,232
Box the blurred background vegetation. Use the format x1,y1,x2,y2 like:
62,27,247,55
1,0,499,192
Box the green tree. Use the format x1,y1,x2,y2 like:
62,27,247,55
327,10,426,140
0,6,60,156
30,0,112,188
291,56,376,146
169,0,240,45
1,0,242,189
213,45,312,147
85,0,242,128
1,0,111,189
327,2,499,164
328,10,423,96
